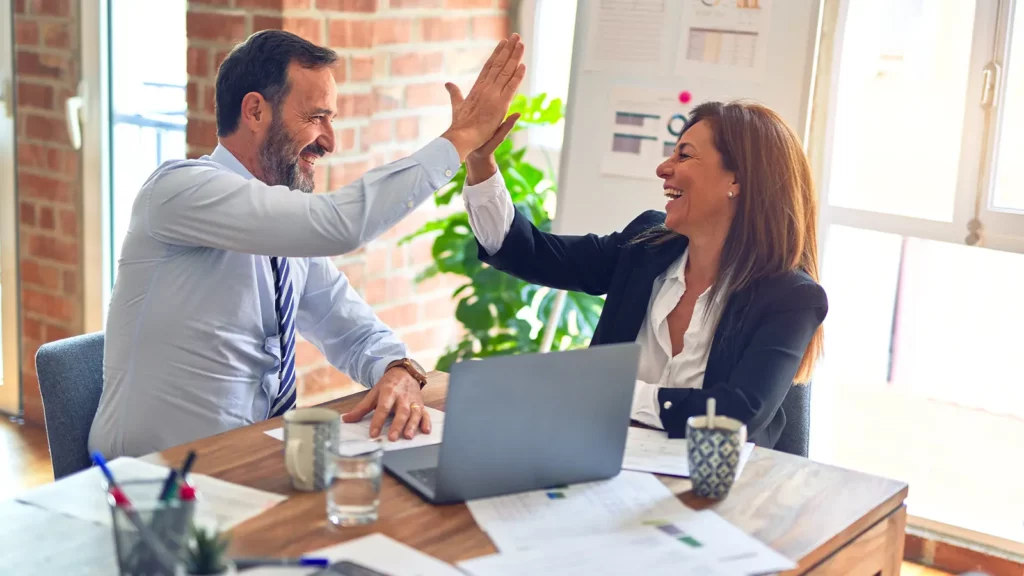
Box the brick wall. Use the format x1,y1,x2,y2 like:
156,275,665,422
186,0,510,404
13,0,83,424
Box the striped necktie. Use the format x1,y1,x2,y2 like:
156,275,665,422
269,256,297,417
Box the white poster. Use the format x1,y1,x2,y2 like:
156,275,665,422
584,0,673,73
675,0,772,80
600,86,692,180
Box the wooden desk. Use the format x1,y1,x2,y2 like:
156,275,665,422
136,372,908,575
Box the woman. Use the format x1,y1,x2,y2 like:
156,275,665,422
461,100,827,448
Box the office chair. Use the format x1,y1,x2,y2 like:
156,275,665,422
773,383,811,457
35,332,105,479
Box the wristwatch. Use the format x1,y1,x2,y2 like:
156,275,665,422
386,357,428,389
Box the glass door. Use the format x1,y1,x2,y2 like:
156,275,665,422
80,0,187,322
0,0,21,417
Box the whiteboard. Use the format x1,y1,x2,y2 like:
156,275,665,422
554,0,823,236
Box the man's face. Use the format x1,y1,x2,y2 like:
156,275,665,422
258,63,337,193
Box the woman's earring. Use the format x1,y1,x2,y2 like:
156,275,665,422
727,191,735,198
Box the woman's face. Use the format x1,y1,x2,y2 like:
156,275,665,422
656,120,738,236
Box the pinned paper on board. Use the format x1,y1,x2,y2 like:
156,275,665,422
584,0,672,73
675,0,772,80
601,86,692,180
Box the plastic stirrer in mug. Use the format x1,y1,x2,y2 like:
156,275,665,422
707,397,716,429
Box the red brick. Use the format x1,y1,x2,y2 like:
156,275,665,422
336,92,374,118
373,85,403,112
23,317,43,341
328,160,371,189
16,50,69,80
18,171,72,203
421,17,469,42
284,0,313,8
22,289,76,324
337,127,356,152
21,260,61,291
28,234,78,265
390,0,442,7
395,116,419,141
328,19,373,49
186,12,247,43
17,142,58,171
373,19,413,45
366,245,390,276
17,81,53,109
40,21,71,49
362,276,412,306
214,49,233,71
402,326,444,353
472,15,507,39
340,263,365,286
59,209,77,236
314,163,329,192
362,127,375,153
31,0,71,17
186,118,220,151
15,20,39,45
186,83,201,113
23,385,44,426
405,82,449,108
419,294,457,322
296,365,361,401
446,46,493,75
316,0,376,11
20,201,36,226
377,302,417,327
187,46,209,77
253,15,284,33
368,118,392,144
62,270,77,296
416,272,464,296
351,55,374,82
330,63,346,83
295,339,324,367
24,114,68,144
62,149,79,177
14,0,25,13
445,0,491,7
235,0,284,9
391,51,443,77
45,324,74,343
39,205,55,230
285,17,325,44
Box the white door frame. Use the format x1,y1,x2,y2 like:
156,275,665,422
0,0,22,417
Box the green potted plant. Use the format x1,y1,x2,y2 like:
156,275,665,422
402,94,605,370
185,524,234,575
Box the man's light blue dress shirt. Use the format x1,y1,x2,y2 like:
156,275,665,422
88,138,460,458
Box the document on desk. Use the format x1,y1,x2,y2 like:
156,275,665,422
264,407,446,452
459,510,795,576
622,427,756,479
241,533,462,576
466,470,692,552
15,457,286,531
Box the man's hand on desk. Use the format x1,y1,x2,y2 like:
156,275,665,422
342,368,432,441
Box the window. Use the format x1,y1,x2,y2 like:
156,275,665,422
812,0,1024,549
522,0,578,152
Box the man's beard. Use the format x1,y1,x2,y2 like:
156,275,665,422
258,116,324,194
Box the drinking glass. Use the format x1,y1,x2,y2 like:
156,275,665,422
326,438,383,527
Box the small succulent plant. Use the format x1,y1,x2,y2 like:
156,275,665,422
185,524,232,575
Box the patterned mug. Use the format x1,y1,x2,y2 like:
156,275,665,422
283,407,340,491
686,414,747,499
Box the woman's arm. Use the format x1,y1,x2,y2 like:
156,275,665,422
656,281,828,441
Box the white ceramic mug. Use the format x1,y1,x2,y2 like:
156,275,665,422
283,407,339,491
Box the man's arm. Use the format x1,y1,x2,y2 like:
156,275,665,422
296,257,430,441
147,138,460,258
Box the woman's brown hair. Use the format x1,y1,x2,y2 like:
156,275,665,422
640,100,823,383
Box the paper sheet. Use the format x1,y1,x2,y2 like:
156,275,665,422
584,0,673,73
241,533,462,576
15,457,286,531
264,407,445,452
459,510,794,576
622,427,755,479
675,0,772,80
600,86,691,180
466,470,692,552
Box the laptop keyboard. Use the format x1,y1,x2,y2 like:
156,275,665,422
408,467,438,490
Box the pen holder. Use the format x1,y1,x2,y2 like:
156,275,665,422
108,479,193,576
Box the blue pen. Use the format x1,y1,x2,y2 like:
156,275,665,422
232,557,330,570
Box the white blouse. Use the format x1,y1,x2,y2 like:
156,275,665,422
463,170,727,429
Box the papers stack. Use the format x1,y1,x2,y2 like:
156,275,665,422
622,427,756,478
264,407,445,452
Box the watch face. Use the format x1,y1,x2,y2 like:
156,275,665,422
409,358,425,374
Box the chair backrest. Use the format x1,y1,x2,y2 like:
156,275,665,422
773,383,811,457
34,332,105,479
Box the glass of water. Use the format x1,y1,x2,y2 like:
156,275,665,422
327,437,384,527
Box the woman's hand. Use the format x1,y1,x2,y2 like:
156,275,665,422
466,113,519,186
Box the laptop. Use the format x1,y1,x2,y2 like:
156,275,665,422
383,342,641,504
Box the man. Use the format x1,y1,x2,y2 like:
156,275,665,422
89,30,525,458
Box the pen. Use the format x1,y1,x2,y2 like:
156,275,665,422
92,452,182,572
179,450,197,484
232,557,330,570
158,469,179,502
